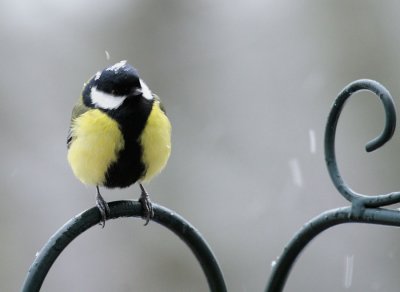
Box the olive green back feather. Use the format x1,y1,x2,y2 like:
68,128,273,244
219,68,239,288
153,93,166,113
67,96,90,148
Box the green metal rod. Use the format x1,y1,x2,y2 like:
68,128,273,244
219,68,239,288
265,206,400,292
266,79,400,292
324,79,400,206
21,201,227,292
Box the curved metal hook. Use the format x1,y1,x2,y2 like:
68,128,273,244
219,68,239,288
21,201,227,292
325,79,400,207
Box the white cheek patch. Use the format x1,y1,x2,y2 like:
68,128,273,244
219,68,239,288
90,87,127,110
140,79,154,101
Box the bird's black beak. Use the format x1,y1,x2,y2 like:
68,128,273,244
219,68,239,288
131,88,143,97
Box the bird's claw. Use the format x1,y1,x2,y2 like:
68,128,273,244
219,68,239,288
139,184,154,226
96,187,110,228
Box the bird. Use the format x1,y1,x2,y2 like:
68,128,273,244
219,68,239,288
67,60,171,227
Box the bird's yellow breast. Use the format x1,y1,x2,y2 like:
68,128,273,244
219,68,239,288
139,100,171,182
67,109,125,186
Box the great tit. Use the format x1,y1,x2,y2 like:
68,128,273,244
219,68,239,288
67,61,171,226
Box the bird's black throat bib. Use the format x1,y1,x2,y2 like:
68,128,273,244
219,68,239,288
103,98,154,188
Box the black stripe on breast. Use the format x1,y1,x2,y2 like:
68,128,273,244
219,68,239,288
103,98,154,188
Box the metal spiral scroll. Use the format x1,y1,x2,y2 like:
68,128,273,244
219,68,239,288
325,79,400,208
266,79,400,292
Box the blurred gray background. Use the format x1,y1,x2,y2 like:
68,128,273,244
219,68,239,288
2,1,400,291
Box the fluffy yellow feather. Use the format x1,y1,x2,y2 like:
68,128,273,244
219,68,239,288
140,100,172,182
67,109,125,185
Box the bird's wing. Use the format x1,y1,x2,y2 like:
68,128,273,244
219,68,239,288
67,96,90,148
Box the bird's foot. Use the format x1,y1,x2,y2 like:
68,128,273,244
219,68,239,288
138,183,154,226
96,186,110,228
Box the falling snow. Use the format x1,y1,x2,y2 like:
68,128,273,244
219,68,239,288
344,255,354,289
308,129,316,154
289,158,303,187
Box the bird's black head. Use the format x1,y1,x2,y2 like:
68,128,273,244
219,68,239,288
82,60,154,110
